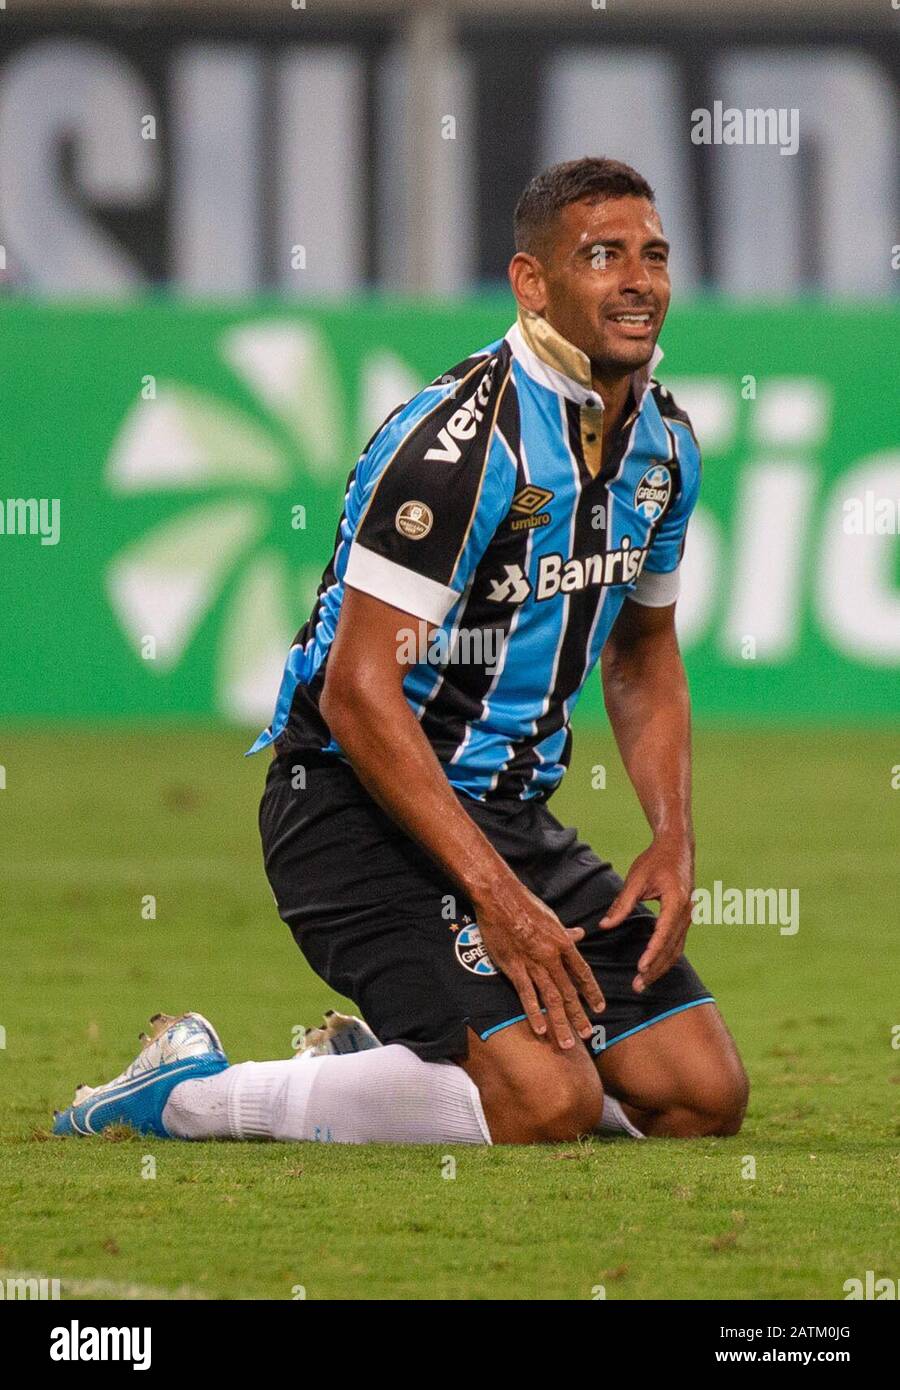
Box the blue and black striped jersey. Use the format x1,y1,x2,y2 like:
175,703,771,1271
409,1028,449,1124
249,310,701,800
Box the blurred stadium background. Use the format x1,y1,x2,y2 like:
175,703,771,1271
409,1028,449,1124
1,0,897,731
1,0,898,1304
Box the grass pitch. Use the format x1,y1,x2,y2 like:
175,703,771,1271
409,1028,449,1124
1,726,897,1301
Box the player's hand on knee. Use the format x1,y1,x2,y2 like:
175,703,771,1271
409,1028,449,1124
599,838,695,992
475,882,605,1049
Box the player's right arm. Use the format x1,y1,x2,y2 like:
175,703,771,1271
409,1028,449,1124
320,584,604,1051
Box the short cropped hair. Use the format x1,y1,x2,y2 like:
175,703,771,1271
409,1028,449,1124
514,157,656,257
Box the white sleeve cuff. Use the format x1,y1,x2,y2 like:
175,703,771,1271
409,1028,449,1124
344,542,461,625
630,565,680,607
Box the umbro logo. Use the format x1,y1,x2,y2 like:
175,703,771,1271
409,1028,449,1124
511,486,554,516
510,485,553,533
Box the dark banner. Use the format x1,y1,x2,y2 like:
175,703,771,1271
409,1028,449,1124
0,9,897,295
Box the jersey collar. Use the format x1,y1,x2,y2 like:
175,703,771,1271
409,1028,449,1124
506,308,663,412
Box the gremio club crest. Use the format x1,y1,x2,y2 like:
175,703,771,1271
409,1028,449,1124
453,922,497,976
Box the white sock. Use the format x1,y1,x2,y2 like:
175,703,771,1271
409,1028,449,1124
594,1093,644,1139
162,1044,491,1145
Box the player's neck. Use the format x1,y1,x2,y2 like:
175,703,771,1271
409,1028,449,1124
589,372,632,427
516,308,637,429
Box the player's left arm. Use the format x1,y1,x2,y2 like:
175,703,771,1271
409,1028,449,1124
599,596,695,992
598,407,702,991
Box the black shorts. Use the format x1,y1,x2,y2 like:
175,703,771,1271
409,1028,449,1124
258,753,713,1062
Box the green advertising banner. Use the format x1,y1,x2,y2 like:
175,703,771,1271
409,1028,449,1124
1,299,898,725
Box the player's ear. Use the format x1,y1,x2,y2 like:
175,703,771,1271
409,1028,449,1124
508,252,547,315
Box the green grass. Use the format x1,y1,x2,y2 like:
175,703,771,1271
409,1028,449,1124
1,726,897,1300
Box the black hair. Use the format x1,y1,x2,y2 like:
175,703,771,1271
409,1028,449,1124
514,157,656,257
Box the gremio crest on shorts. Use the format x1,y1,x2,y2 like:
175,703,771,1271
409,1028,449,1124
634,465,672,522
453,923,497,976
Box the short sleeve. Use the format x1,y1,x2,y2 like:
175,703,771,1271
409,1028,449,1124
631,420,702,608
345,355,513,625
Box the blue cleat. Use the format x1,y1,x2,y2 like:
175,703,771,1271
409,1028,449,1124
52,1012,229,1138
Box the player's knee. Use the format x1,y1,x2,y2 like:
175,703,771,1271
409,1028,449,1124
539,1083,603,1142
700,1058,749,1136
504,1064,602,1144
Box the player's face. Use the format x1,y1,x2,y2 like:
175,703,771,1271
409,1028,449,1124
526,196,671,377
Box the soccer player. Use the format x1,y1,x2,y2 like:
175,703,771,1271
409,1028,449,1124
55,158,748,1146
